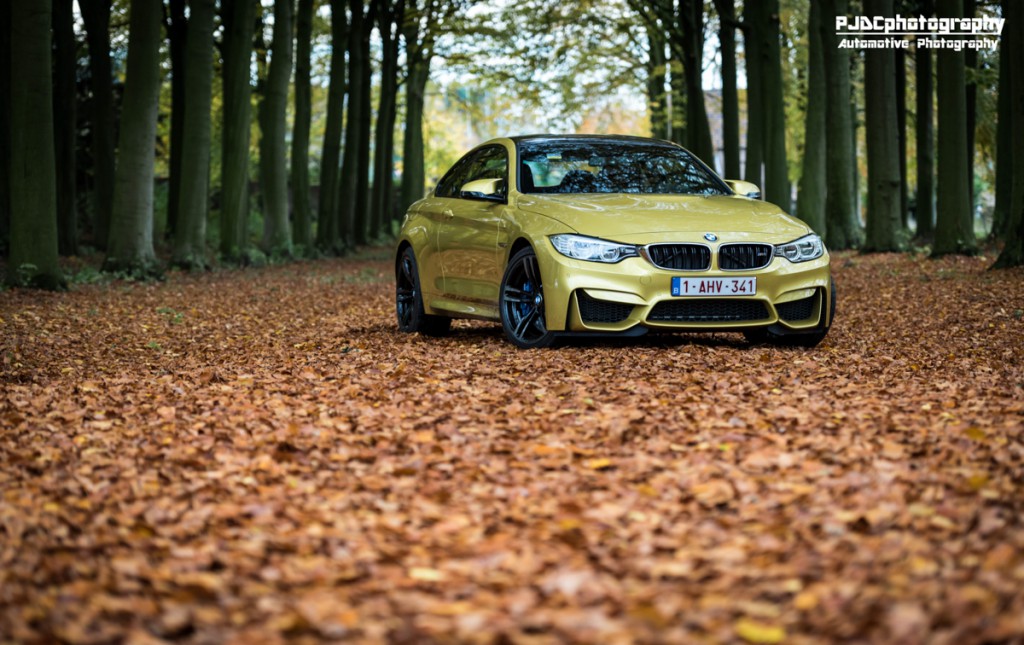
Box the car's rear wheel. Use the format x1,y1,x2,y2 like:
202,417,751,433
500,247,557,349
745,277,836,348
396,246,451,336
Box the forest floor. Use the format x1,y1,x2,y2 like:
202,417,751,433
2,249,1023,644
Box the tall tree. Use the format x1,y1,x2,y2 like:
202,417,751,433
933,0,976,255
713,0,740,179
260,0,295,255
399,1,435,215
8,0,64,288
339,0,373,247
755,0,789,209
862,0,903,251
1,0,12,257
895,45,908,229
678,0,714,166
165,0,187,239
80,0,116,251
796,0,826,233
915,0,935,239
993,0,1023,268
398,0,466,216
220,0,258,261
963,0,976,212
53,0,78,256
668,57,686,145
352,0,376,245
645,22,668,140
819,0,860,248
741,4,763,188
291,0,314,252
992,13,1012,239
315,0,348,253
627,0,714,165
370,0,405,241
104,0,162,275
170,0,216,269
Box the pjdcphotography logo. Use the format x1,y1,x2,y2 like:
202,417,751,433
836,13,1004,50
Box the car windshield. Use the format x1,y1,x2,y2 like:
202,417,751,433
517,139,729,196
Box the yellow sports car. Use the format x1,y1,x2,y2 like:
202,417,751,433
395,135,834,348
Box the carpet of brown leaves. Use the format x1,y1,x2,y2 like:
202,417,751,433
2,249,1023,644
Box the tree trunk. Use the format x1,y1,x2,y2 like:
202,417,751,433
819,0,860,248
353,1,376,246
992,5,1011,239
933,0,976,255
992,0,1024,268
260,0,294,255
339,0,368,248
796,0,826,233
370,0,402,241
895,45,908,230
713,0,740,178
862,0,903,252
669,57,686,146
759,0,789,210
103,0,162,276
170,0,215,269
291,0,313,253
80,0,115,251
316,0,347,254
8,0,64,288
53,0,78,256
964,0,976,215
741,6,763,189
646,23,668,140
220,0,257,261
166,0,187,240
0,0,9,257
915,6,935,239
679,0,714,167
399,57,430,216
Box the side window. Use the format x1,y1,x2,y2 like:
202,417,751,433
435,157,472,199
436,146,508,199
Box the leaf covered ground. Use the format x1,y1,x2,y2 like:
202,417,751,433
2,250,1023,644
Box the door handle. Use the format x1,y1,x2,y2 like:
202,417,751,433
443,209,454,220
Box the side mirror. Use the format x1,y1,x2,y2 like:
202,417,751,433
725,179,761,200
460,178,505,203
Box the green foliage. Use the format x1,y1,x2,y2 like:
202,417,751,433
156,306,184,325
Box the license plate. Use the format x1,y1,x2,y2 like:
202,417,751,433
671,277,756,297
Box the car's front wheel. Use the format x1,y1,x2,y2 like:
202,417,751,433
500,247,558,349
396,246,451,336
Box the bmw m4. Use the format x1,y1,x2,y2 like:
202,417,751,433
395,135,835,348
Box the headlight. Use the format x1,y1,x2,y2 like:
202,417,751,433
550,234,638,263
775,234,825,263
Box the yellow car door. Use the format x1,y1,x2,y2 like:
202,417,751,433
435,145,509,316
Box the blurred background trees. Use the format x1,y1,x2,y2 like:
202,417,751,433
1,0,1021,287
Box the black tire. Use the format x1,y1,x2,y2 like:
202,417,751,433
396,246,451,336
499,247,558,349
744,277,836,348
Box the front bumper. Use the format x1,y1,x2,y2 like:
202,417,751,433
536,247,832,333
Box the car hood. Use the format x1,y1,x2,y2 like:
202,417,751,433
514,193,812,244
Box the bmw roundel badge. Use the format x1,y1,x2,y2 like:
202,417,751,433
704,233,718,242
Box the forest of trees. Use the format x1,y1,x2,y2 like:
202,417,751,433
1,0,1022,289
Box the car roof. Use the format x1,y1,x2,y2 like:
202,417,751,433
508,134,680,147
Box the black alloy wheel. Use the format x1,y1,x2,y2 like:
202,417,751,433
500,247,557,348
396,246,451,336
